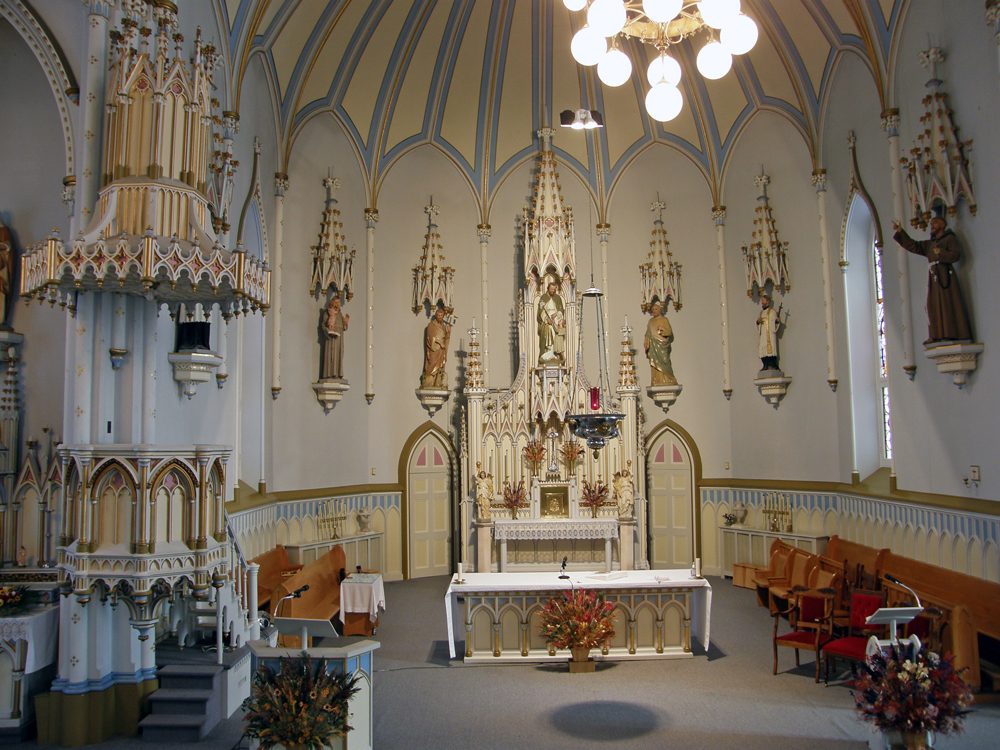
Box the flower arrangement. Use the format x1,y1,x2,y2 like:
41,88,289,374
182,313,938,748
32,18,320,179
500,479,528,519
559,440,583,470
538,589,616,652
853,645,973,737
580,479,610,517
0,586,41,617
242,652,361,750
723,512,736,526
522,440,546,472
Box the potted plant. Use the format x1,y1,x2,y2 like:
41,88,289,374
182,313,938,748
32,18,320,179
853,644,973,750
580,479,610,518
538,589,616,673
500,479,528,519
242,652,361,750
0,585,41,617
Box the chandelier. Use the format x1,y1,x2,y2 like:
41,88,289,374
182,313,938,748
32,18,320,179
565,0,759,122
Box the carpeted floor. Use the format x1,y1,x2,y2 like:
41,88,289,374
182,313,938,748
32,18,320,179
19,575,1000,749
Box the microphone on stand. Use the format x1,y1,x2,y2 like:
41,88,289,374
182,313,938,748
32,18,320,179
884,574,921,609
558,556,569,579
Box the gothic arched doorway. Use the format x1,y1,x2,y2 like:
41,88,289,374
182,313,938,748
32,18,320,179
645,421,700,569
401,425,455,579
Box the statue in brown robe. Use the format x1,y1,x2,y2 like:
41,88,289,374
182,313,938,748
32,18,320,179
893,217,972,345
421,307,451,388
320,297,348,379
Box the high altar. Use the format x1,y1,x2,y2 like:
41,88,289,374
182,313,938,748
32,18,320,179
461,128,644,574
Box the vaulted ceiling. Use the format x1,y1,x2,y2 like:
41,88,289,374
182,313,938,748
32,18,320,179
218,0,905,215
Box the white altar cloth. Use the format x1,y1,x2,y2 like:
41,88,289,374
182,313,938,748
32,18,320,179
0,605,59,672
339,573,385,623
445,570,712,659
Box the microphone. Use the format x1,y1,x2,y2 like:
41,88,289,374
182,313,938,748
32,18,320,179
293,584,310,597
561,556,568,572
558,556,569,580
884,574,921,609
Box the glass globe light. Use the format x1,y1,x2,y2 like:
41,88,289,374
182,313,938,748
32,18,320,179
642,0,683,24
646,52,681,87
563,0,587,11
645,81,684,122
721,14,758,56
588,0,627,37
698,0,741,30
571,26,608,66
696,40,733,79
598,47,633,87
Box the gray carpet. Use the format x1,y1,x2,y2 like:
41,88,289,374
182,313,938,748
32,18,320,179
19,575,1000,749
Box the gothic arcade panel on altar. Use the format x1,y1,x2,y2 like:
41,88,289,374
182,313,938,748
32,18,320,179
462,129,641,573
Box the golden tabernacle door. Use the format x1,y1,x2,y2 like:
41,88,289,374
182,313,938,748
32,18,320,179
540,484,569,518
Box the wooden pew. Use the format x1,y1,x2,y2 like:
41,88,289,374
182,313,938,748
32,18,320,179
251,545,304,609
752,538,798,608
825,536,887,591
273,545,347,648
882,552,1000,691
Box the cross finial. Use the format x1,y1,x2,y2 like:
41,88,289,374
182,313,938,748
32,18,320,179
650,193,666,223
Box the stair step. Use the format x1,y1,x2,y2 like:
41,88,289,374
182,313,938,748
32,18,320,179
157,664,223,690
148,688,214,714
139,714,209,743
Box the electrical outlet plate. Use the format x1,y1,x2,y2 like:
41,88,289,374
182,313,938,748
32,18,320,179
971,466,980,482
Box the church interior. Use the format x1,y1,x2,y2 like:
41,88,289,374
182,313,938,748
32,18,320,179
0,0,999,747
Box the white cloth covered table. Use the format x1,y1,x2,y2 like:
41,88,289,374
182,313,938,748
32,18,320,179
339,573,385,623
445,569,712,660
492,518,620,571
0,604,59,672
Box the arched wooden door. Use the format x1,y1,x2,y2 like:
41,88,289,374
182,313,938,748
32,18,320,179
406,432,453,579
646,427,695,569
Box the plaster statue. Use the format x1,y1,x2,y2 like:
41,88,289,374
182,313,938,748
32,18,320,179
0,217,12,329
537,281,566,364
475,462,494,521
893,216,972,345
643,299,677,386
421,307,451,388
613,462,634,518
321,296,349,380
756,291,782,371
17,545,26,567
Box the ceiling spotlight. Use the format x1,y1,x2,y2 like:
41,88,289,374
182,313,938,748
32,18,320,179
560,109,605,129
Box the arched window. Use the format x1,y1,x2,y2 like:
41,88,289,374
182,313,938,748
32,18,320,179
844,195,893,478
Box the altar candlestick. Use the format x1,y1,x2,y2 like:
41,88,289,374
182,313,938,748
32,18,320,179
457,562,463,580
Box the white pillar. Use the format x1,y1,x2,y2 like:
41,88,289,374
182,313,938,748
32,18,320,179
365,209,378,403
813,170,838,390
477,224,491,379
74,296,95,444
258,312,266,494
77,1,112,232
597,223,611,366
713,206,733,399
247,562,260,641
882,109,916,380
270,174,287,399
987,1,1000,96
141,300,157,445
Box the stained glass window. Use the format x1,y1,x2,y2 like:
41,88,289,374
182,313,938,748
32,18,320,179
873,241,892,461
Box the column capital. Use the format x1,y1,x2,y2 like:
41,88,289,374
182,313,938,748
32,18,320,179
365,208,379,226
477,223,491,238
596,222,611,237
274,173,289,196
811,169,827,191
880,108,900,135
712,205,726,224
84,0,114,18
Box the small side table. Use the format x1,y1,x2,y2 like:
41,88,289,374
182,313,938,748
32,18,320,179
340,573,385,636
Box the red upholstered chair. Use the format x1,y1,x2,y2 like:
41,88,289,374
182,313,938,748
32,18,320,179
823,589,887,685
773,592,836,682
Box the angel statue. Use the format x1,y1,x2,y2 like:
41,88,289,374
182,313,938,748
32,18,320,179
613,461,635,518
475,462,494,521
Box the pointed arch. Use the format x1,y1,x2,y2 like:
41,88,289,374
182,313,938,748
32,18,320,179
397,420,457,580
644,419,701,570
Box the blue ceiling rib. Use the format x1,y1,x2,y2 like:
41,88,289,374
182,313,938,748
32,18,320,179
485,0,522,195
369,0,437,171
475,0,513,195
428,0,479,177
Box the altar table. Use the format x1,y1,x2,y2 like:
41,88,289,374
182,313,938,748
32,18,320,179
445,570,711,663
492,518,620,572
